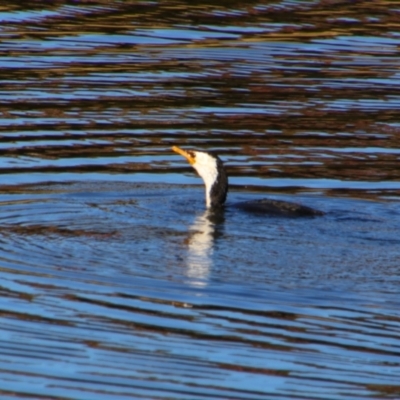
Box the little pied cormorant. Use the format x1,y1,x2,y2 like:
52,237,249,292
172,146,323,216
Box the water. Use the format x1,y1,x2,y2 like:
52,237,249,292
1,1,400,399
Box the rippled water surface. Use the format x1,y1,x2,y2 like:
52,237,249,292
1,1,400,399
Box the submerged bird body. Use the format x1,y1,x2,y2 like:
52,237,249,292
172,146,323,217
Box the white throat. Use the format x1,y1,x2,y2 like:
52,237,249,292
192,153,219,208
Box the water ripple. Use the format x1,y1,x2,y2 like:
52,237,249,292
1,1,400,399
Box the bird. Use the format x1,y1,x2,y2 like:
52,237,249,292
172,146,323,216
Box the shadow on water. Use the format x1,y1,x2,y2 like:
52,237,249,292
0,0,400,399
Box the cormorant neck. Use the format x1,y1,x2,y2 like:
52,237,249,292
203,157,228,208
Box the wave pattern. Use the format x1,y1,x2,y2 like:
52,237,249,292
0,182,399,399
0,1,400,193
0,1,400,399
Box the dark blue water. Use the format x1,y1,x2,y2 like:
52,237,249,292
1,2,400,399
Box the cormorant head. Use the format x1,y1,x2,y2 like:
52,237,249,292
172,146,228,209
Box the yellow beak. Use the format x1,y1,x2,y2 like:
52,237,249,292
172,146,196,165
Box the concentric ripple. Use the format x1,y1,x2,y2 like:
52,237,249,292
1,0,400,399
0,182,399,399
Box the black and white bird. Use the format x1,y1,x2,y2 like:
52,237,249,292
172,146,323,216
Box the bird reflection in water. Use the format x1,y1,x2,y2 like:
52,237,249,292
185,209,224,287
